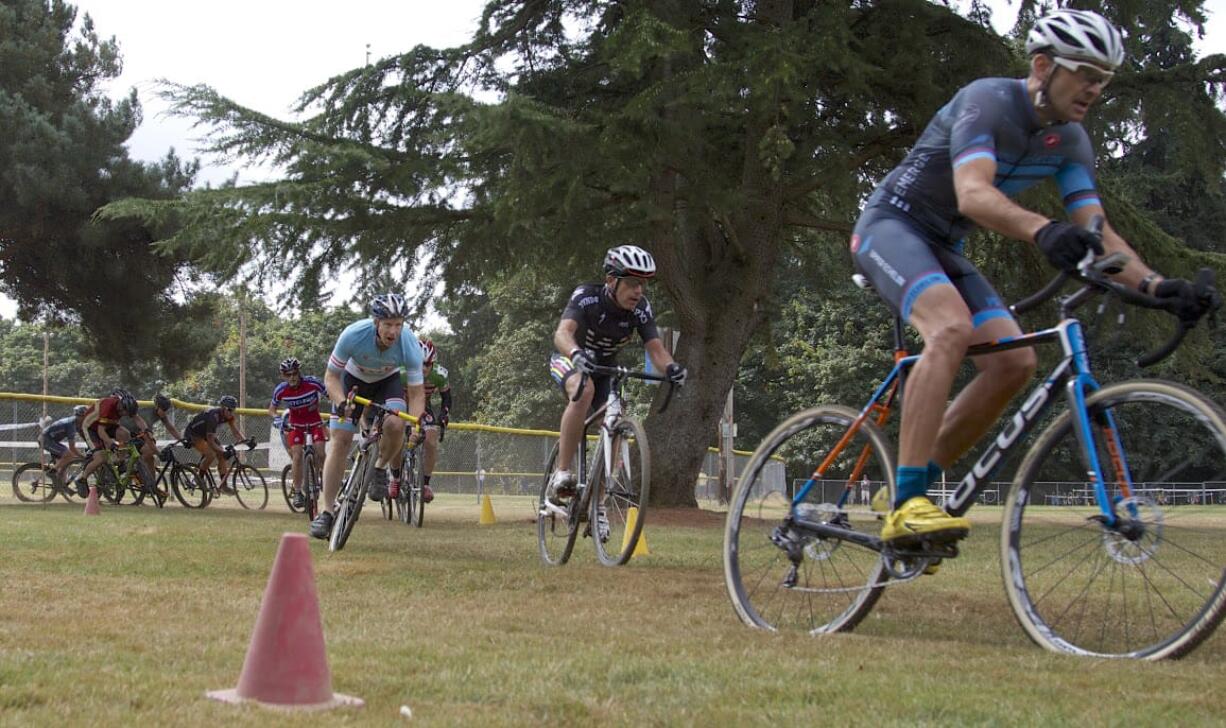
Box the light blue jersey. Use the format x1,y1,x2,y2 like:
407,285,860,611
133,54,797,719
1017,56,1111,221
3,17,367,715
327,319,424,386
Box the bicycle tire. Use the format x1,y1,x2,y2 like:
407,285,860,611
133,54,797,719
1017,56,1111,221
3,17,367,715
280,464,303,513
1003,379,1226,659
305,460,320,521
411,459,425,528
396,451,412,524
724,404,895,634
537,443,581,566
12,462,58,503
139,460,168,508
60,458,86,503
171,464,209,509
330,451,373,552
593,416,650,566
232,464,269,510
96,466,124,505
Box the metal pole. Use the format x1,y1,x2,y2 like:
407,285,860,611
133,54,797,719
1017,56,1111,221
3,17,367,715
238,299,247,435
42,331,49,417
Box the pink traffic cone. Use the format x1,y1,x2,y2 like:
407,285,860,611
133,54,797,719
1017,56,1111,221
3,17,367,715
207,533,362,711
83,486,101,515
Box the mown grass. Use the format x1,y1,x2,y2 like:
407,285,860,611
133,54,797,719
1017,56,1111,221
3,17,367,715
2,494,1226,726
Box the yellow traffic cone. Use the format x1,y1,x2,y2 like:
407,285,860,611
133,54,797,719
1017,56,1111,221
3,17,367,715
623,506,650,557
479,493,497,525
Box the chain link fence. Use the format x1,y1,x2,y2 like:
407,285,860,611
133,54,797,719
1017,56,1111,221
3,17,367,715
0,394,757,507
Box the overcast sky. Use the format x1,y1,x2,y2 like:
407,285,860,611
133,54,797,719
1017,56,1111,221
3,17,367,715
4,1,1224,319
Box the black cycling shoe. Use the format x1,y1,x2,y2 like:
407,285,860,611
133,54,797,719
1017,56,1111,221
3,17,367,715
367,467,388,502
75,478,89,499
309,511,335,540
291,490,307,510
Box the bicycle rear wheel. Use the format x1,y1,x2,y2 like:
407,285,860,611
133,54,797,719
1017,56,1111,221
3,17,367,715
593,417,650,566
304,461,320,521
140,461,168,508
12,463,59,503
724,405,895,634
537,443,580,565
60,458,85,503
232,464,268,510
171,464,209,509
1004,379,1226,659
330,453,373,552
96,467,124,505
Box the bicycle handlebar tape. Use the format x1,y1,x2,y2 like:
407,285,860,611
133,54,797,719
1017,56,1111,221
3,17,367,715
83,485,101,516
207,533,363,711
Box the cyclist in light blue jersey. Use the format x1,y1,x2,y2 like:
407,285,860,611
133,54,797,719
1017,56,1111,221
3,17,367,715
850,9,1220,545
310,293,426,540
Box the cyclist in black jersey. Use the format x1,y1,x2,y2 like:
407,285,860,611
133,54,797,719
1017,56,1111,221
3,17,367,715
546,245,687,509
185,396,249,491
851,9,1220,545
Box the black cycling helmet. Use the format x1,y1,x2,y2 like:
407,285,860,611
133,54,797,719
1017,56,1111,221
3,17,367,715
154,394,172,411
369,293,409,320
217,395,239,409
279,357,301,375
110,388,138,415
73,404,88,417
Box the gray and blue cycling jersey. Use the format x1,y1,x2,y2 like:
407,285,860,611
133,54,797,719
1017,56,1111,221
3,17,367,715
42,416,79,443
327,319,424,386
853,77,1101,323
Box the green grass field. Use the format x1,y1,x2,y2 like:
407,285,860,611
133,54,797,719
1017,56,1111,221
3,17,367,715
3,494,1226,726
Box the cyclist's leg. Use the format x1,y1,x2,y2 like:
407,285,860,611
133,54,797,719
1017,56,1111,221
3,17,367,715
852,210,970,540
311,424,327,475
288,442,305,491
548,353,597,478
192,439,217,483
139,433,158,481
421,426,439,502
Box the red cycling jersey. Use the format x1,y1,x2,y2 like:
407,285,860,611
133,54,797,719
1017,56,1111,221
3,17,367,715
271,376,326,427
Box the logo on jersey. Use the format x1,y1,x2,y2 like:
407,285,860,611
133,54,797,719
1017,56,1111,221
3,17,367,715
1044,133,1060,149
954,103,981,130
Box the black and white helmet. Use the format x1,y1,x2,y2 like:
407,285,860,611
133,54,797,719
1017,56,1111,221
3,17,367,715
73,404,88,417
217,395,239,410
1026,9,1125,70
279,357,301,375
369,293,409,320
603,245,656,279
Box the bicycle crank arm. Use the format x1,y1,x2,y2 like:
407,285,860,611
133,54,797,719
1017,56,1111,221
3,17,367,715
790,517,884,552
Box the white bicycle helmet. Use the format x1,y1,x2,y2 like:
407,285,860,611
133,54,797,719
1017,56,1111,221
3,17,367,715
603,245,656,279
1026,9,1125,69
369,293,409,320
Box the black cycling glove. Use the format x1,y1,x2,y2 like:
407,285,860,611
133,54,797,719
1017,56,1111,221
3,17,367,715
570,348,597,375
1154,276,1222,324
1035,221,1104,272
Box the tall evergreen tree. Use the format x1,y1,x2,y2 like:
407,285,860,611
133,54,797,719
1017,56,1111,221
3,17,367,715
0,0,214,374
103,0,1226,505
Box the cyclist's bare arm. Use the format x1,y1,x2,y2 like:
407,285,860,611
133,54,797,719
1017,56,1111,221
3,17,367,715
953,158,1050,243
227,418,245,443
1068,205,1156,289
553,318,581,356
81,404,102,432
324,368,348,408
644,338,676,373
159,413,182,441
405,383,426,423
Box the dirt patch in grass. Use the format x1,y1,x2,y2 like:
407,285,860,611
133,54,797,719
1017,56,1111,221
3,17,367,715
649,506,725,528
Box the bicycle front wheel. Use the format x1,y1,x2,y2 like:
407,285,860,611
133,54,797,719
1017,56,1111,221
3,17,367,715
537,443,579,565
411,461,425,528
724,405,895,634
330,453,373,552
593,417,650,566
232,464,268,510
171,464,209,509
1004,379,1226,659
12,463,58,503
96,467,124,505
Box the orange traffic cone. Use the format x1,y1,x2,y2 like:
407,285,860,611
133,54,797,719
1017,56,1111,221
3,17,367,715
83,486,101,516
207,533,363,711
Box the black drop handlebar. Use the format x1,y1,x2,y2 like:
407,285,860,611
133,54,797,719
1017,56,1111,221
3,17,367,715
1010,219,1217,367
569,363,679,414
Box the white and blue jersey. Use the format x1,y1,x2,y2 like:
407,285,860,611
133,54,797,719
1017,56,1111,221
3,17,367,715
327,319,424,386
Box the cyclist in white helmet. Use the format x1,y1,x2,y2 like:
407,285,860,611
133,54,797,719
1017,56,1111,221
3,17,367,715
546,246,687,531
849,9,1219,548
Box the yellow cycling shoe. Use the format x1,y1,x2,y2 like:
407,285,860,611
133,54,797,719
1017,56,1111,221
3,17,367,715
870,486,891,513
881,496,970,544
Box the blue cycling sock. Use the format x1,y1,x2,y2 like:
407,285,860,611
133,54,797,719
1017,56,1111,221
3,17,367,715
927,460,944,487
894,466,928,509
